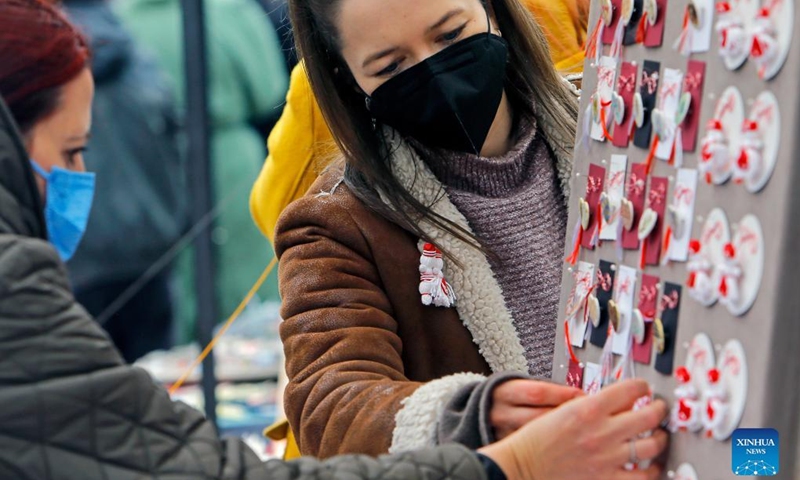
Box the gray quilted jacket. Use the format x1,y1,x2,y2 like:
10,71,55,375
0,96,488,480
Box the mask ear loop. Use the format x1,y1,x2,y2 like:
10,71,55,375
29,160,50,181
483,0,494,37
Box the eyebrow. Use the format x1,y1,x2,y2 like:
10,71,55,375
361,8,465,69
67,132,91,143
426,8,464,33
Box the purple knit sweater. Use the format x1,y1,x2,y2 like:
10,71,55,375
415,117,568,377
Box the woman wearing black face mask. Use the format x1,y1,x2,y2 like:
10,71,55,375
275,0,669,475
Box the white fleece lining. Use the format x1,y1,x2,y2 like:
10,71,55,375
386,137,527,374
389,372,486,453
382,79,579,450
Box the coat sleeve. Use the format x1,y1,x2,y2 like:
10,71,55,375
0,235,489,480
234,444,488,480
276,193,487,458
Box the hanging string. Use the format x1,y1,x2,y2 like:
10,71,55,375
644,135,660,175
564,319,581,363
636,11,649,43
566,218,584,265
169,257,278,395
599,101,615,141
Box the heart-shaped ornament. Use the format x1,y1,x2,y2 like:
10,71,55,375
633,92,645,128
621,198,635,231
612,91,626,125
601,0,614,26
653,317,666,354
621,0,634,25
592,94,602,124
675,92,692,126
631,309,646,344
644,0,658,26
651,108,667,138
668,205,687,240
608,299,621,333
638,208,658,240
688,1,703,28
587,294,602,327
600,192,618,225
579,197,592,230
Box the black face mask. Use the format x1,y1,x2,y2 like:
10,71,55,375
367,32,509,155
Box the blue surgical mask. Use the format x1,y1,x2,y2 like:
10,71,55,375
30,160,96,261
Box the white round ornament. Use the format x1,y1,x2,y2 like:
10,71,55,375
723,215,764,317
712,339,748,441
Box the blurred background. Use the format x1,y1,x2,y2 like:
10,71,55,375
59,0,294,459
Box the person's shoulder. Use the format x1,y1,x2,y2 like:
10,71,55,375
279,162,362,221
274,161,390,252
0,234,69,296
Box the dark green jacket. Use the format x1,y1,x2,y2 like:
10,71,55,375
0,97,485,479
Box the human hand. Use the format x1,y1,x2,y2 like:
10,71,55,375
480,379,669,480
490,379,583,440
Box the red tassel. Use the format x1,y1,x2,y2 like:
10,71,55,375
564,319,580,363
583,285,597,324
668,136,677,166
645,135,660,175
594,201,603,247
662,226,673,264
639,239,648,270
585,17,603,60
599,103,614,142
566,227,583,265
636,12,648,44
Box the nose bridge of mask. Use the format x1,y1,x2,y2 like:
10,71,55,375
433,72,480,154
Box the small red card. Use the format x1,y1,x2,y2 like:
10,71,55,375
612,62,638,148
644,0,667,47
566,359,584,388
582,164,606,250
681,60,706,152
622,163,648,249
633,274,660,364
602,0,623,44
644,177,669,265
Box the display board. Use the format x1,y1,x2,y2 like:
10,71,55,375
553,0,800,478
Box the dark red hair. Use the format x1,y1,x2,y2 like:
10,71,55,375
0,0,89,134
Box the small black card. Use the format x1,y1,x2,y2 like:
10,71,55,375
633,60,660,149
590,260,616,347
654,282,682,375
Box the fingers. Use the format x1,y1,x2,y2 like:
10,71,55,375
594,379,652,415
491,405,552,439
495,379,583,407
611,464,662,480
607,399,670,439
611,430,669,466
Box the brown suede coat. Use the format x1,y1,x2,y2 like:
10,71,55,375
275,79,578,459
275,167,493,458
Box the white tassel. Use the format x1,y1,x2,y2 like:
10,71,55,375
419,243,457,308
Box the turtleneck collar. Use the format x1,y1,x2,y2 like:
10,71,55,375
410,115,544,198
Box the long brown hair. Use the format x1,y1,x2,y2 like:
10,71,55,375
289,0,578,254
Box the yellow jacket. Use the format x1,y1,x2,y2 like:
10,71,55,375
251,0,587,243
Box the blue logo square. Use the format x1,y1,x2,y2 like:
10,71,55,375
732,428,779,476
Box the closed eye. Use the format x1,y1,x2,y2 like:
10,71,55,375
376,58,405,77
437,23,467,44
